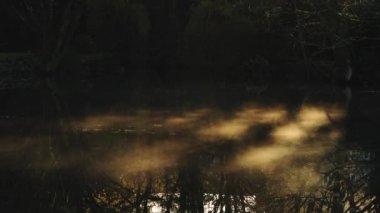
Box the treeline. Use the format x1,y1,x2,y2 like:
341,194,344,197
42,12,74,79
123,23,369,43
0,0,379,85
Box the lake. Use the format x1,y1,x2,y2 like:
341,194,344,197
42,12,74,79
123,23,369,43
0,84,379,212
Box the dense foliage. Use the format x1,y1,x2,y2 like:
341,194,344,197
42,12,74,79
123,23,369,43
0,0,379,86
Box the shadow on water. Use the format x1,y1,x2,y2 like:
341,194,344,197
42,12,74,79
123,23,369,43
0,84,379,212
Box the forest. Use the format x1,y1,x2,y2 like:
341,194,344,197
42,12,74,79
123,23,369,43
1,1,380,212
0,0,379,89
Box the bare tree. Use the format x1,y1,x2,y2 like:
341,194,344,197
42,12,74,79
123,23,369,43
8,0,84,74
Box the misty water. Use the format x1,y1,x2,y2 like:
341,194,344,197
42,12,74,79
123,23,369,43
1,85,379,212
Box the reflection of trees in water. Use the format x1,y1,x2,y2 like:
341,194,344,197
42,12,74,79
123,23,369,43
90,168,260,212
264,149,377,213
0,125,96,212
0,90,96,212
89,147,260,212
88,149,377,212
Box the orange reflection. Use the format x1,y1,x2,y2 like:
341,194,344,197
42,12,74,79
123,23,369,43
297,107,329,129
198,118,251,139
98,140,189,175
232,146,295,169
198,106,287,140
272,123,307,144
67,102,346,194
236,106,287,123
228,104,346,191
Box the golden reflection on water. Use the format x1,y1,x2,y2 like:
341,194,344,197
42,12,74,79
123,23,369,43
70,103,347,193
297,107,330,128
98,140,189,174
66,105,294,179
228,104,346,192
198,118,251,139
232,146,295,168
272,123,307,143
197,106,287,140
271,106,340,144
1,102,347,195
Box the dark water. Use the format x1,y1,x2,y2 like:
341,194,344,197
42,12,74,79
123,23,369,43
0,85,379,212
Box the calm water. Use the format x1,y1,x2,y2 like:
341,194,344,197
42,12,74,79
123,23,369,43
0,85,379,212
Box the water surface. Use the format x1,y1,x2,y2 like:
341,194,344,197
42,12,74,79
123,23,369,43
0,85,379,212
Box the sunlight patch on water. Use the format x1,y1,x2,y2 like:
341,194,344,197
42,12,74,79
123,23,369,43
271,106,333,144
232,146,295,168
236,104,287,123
297,107,329,129
272,123,307,144
97,140,189,174
198,118,251,139
197,106,287,140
